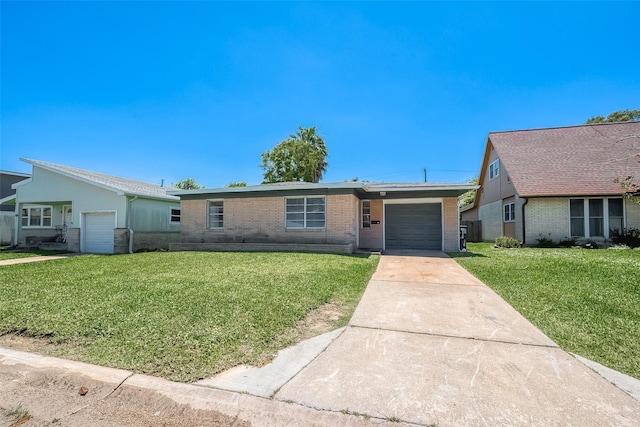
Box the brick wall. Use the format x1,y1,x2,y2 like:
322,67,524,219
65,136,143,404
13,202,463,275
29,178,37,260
180,194,358,246
133,232,181,252
442,198,460,252
524,198,568,243
67,228,80,252
627,201,640,230
114,228,129,254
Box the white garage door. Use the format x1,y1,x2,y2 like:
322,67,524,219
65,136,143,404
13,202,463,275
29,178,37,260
83,212,115,253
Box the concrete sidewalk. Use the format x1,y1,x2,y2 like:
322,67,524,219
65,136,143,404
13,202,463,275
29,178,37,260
0,253,77,266
2,251,640,426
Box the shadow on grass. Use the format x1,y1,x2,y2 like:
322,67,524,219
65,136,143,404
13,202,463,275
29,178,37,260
447,251,487,259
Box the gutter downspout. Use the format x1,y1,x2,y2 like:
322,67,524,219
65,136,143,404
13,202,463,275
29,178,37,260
521,198,528,245
127,196,139,254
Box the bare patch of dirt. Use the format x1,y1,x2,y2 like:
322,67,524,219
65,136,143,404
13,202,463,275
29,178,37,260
290,301,348,341
0,334,60,355
0,363,249,426
252,301,349,367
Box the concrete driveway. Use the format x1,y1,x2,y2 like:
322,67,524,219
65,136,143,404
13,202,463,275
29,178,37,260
274,251,640,426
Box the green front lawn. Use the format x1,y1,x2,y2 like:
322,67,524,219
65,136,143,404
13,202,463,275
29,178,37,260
451,243,640,379
0,251,379,382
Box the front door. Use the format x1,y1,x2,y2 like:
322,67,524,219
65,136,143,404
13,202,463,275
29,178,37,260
63,205,73,226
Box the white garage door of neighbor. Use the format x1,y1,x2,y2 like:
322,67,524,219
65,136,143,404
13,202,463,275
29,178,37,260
83,212,115,254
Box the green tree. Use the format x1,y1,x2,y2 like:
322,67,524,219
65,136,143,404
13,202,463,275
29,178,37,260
226,181,247,187
173,178,202,190
586,109,640,124
261,126,328,183
458,177,479,208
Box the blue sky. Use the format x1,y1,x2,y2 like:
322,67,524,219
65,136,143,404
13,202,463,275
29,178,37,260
2,1,639,187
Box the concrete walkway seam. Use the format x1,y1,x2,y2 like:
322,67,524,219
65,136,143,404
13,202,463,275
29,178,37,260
347,324,560,349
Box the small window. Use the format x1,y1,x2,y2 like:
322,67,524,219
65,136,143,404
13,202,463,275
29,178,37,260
570,199,585,237
589,199,604,237
503,202,515,222
608,199,624,235
170,207,181,224
208,201,223,229
286,197,325,229
489,160,500,180
21,205,53,228
362,200,371,229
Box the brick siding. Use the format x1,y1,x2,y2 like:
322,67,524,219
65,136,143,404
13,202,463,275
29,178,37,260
180,194,358,246
442,198,460,252
133,232,181,252
524,198,568,243
627,201,640,230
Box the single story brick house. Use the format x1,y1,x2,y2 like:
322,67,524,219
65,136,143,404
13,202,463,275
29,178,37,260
12,158,181,253
461,121,640,244
170,181,476,253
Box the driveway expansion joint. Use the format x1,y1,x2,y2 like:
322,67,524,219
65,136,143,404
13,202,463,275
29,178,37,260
348,324,560,349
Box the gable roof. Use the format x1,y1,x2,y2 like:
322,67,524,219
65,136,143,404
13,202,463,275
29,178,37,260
18,158,178,201
487,121,640,197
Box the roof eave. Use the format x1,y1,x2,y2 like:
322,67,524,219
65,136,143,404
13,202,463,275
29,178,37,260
21,158,126,196
11,178,33,189
0,194,17,205
169,182,365,196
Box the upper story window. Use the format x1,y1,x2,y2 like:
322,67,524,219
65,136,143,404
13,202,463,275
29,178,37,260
21,205,52,228
286,196,325,229
489,159,500,180
170,207,181,224
362,200,371,229
208,200,224,229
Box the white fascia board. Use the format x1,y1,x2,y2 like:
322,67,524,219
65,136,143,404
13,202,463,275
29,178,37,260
0,194,17,205
169,182,365,196
0,170,31,178
11,177,33,189
363,184,479,192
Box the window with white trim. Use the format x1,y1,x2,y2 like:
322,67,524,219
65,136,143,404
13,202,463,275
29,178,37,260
21,205,52,228
489,159,500,180
569,198,624,238
361,200,371,229
170,207,181,224
286,196,325,229
608,199,624,235
503,202,515,222
208,201,223,229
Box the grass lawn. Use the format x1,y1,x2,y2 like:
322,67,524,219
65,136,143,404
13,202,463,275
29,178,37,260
451,243,640,379
0,251,379,382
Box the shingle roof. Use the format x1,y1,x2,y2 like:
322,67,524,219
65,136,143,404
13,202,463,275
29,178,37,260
489,121,640,197
20,158,178,201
